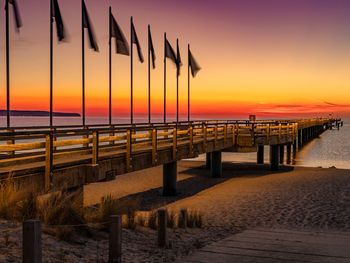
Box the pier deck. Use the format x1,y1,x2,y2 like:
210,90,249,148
0,118,340,193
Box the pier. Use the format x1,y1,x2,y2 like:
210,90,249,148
0,118,340,195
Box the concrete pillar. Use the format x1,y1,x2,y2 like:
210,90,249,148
257,145,264,164
286,144,292,164
279,145,285,164
206,152,211,170
163,161,177,196
270,145,280,171
211,151,222,178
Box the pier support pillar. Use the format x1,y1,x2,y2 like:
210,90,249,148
279,145,285,164
163,161,177,196
270,145,280,171
286,144,292,164
292,142,297,158
211,151,222,178
206,152,211,170
257,145,264,164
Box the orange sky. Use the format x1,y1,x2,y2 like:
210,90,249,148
0,0,350,120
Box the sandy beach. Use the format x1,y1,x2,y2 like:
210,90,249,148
1,159,350,262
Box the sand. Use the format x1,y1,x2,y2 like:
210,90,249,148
1,160,350,262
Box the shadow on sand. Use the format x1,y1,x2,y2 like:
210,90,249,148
114,161,294,211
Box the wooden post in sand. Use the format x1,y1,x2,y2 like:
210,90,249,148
158,209,168,247
109,215,122,263
257,145,264,164
23,220,42,263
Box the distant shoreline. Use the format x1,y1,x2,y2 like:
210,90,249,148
0,110,80,117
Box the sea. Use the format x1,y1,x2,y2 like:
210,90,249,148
1,116,349,169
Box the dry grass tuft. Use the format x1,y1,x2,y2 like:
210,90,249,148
167,210,177,229
148,210,158,230
0,175,37,221
187,210,203,228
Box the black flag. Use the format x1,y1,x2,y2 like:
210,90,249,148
189,49,201,77
165,38,177,65
131,21,144,63
82,0,99,52
110,13,129,55
148,27,156,69
8,0,22,31
176,40,182,76
52,0,65,41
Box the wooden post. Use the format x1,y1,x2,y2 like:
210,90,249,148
23,220,42,263
157,209,168,247
223,124,227,147
109,125,115,146
152,128,157,165
7,128,15,156
109,215,122,263
189,125,193,156
214,125,218,149
92,131,99,165
172,127,177,160
126,129,132,171
203,123,207,149
45,134,53,192
267,123,271,142
278,123,282,143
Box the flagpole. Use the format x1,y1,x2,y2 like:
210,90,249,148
148,25,151,124
82,0,85,126
164,33,167,123
176,39,179,123
50,0,53,127
130,17,134,125
5,0,10,128
109,7,112,125
188,44,190,122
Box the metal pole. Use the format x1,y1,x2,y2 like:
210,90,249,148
188,44,190,122
176,39,179,123
109,7,112,125
82,0,85,126
164,33,167,123
50,0,53,127
148,25,151,124
6,0,10,128
130,17,134,125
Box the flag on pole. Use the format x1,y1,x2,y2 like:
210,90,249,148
110,13,129,55
52,0,65,41
189,49,201,77
148,27,156,69
131,21,144,63
176,40,182,76
165,38,177,65
82,0,99,52
8,0,22,31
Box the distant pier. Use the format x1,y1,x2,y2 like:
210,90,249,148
0,118,341,194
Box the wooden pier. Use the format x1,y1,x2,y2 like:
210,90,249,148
0,118,340,194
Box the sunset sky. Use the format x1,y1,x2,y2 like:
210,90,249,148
0,0,350,122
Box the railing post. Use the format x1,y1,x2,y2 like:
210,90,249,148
126,129,132,171
223,124,227,147
45,133,53,192
92,131,99,165
214,125,218,149
189,125,194,155
152,128,157,165
83,127,89,148
109,125,115,146
278,123,282,143
6,128,15,156
203,123,207,150
23,220,42,263
172,127,177,160
109,215,122,263
267,123,271,142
